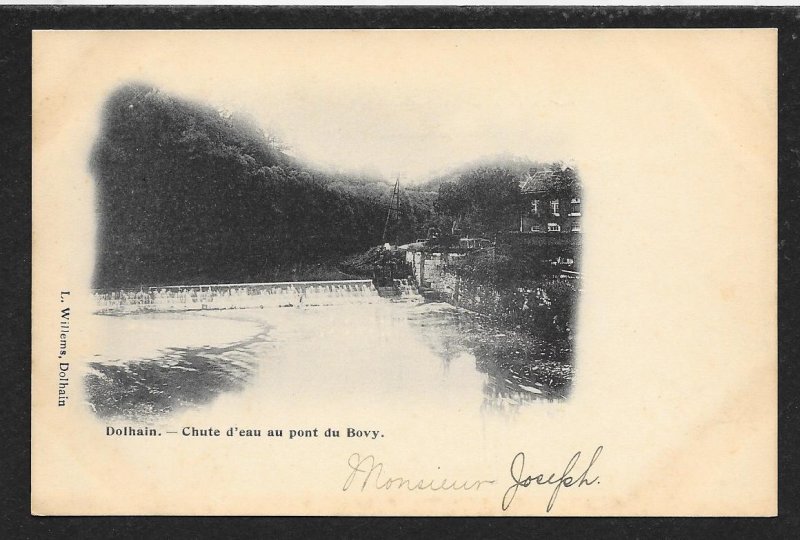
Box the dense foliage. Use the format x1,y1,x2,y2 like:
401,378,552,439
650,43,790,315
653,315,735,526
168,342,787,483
430,161,579,237
434,167,522,236
91,84,434,288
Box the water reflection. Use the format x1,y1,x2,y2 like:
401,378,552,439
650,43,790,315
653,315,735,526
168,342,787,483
84,301,573,421
406,303,573,411
85,331,269,419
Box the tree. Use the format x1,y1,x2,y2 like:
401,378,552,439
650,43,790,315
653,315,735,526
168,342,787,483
550,165,579,195
435,167,522,236
434,181,470,233
90,83,431,288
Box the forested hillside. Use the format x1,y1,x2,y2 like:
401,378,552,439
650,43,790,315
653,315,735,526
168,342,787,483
90,84,434,288
417,155,548,192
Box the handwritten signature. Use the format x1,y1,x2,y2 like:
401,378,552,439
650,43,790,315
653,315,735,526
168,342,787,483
502,446,603,512
342,453,496,492
341,448,601,512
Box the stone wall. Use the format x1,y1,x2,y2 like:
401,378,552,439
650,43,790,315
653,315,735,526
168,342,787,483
406,249,578,337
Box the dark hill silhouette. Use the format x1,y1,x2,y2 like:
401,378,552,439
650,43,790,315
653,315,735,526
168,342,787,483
90,84,433,288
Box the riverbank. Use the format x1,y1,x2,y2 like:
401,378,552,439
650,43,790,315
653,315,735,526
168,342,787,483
407,302,574,400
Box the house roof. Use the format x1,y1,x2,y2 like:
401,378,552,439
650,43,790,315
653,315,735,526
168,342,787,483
519,167,559,193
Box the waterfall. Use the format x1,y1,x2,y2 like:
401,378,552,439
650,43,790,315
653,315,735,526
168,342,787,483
91,280,383,314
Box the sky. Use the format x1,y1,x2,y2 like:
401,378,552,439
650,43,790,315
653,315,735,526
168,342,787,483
34,30,594,183
33,28,776,197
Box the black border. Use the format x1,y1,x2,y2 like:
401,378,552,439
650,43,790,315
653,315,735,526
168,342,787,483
3,6,798,538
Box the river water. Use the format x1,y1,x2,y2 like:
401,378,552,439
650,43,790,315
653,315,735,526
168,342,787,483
84,301,574,422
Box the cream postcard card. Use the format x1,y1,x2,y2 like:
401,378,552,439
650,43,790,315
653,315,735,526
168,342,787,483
31,29,776,516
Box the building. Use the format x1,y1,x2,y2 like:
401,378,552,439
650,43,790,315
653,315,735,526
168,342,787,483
517,166,582,234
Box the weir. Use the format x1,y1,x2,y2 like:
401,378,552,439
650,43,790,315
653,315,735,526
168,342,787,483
92,280,382,314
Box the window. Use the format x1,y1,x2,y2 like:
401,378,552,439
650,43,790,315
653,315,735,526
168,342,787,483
570,197,581,216
548,223,560,232
550,200,560,215
531,199,539,214
571,222,581,233
530,224,541,233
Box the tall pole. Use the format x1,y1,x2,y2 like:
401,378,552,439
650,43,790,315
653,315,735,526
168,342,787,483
382,178,401,245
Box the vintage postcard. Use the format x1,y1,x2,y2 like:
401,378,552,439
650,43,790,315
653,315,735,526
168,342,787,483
31,29,776,516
